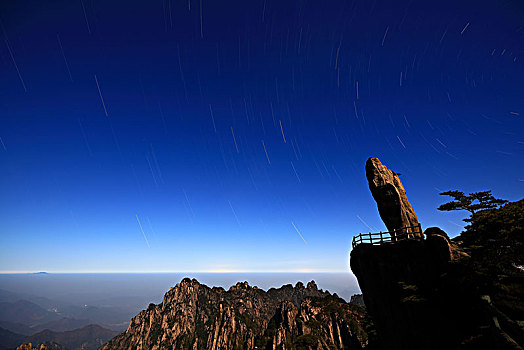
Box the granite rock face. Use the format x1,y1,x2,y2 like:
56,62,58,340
101,278,370,350
365,158,421,238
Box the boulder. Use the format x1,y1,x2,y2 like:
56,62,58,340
365,157,421,239
424,227,469,261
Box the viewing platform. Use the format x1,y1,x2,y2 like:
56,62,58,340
352,224,423,249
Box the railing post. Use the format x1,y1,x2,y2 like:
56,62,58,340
369,232,372,244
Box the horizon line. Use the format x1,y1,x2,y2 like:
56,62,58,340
0,270,350,274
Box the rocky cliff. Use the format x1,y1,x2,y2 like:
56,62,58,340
352,158,523,349
351,222,524,349
101,279,370,350
351,231,470,349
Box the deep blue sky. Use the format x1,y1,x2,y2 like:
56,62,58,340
0,0,522,273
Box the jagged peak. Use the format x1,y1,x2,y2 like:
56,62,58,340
306,280,318,290
179,277,199,285
228,281,251,291
170,278,321,295
153,278,333,316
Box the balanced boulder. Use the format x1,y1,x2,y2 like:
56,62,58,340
365,157,421,239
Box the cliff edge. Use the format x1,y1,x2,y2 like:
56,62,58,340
351,231,473,349
350,158,523,349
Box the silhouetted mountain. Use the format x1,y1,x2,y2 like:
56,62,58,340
102,279,371,349
0,291,56,312
48,303,133,329
0,323,116,350
0,301,59,327
0,288,132,334
0,326,25,350
0,322,33,336
30,318,92,333
26,324,117,350
0,315,94,336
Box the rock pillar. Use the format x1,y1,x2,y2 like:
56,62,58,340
365,158,421,240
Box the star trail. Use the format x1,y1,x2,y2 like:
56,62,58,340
0,0,522,273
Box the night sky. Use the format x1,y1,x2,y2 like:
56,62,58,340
1,0,523,273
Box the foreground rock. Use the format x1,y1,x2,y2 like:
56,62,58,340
353,157,523,349
16,343,62,350
351,232,461,349
351,221,524,349
102,279,370,349
365,158,420,237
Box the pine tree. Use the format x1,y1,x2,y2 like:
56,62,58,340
437,190,508,221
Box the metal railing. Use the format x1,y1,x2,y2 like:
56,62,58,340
352,224,423,248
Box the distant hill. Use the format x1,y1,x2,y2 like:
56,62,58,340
0,289,130,335
29,317,92,333
0,326,25,350
0,322,33,336
0,324,117,350
0,316,94,336
0,290,56,311
0,300,59,327
26,324,117,350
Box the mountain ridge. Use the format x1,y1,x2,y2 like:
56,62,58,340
102,278,370,349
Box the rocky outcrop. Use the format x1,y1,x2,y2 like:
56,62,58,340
424,227,469,261
352,157,523,349
101,278,370,349
351,223,524,350
349,295,365,308
365,158,420,238
350,233,459,349
16,343,63,350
